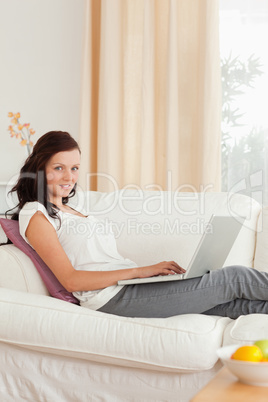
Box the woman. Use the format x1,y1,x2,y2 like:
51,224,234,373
4,131,268,318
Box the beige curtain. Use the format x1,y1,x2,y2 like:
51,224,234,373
79,0,221,193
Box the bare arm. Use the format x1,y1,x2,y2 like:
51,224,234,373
25,212,185,292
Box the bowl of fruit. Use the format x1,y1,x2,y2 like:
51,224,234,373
217,340,268,386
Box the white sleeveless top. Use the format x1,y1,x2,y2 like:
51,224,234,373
19,201,137,310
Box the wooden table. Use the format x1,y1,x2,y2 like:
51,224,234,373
191,367,268,402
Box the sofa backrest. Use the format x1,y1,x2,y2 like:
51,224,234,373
70,190,261,269
0,191,262,296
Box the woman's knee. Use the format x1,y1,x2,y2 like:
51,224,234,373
222,265,251,279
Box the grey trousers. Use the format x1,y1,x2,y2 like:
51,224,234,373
98,266,268,319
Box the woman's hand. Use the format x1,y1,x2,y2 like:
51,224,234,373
138,261,186,279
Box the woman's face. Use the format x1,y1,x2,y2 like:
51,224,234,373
45,149,81,204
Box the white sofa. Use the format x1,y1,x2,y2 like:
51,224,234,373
1,190,268,402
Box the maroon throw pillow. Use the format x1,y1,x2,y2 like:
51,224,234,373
0,218,80,304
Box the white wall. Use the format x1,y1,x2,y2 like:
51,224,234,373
0,0,86,183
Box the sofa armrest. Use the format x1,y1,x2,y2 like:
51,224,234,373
0,245,49,295
254,207,268,273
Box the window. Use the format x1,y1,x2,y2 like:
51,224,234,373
220,0,268,205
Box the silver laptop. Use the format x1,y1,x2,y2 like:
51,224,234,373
118,215,245,285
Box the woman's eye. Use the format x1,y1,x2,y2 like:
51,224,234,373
72,167,79,171
55,166,62,171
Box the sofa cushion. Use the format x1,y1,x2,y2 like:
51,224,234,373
0,218,79,304
0,288,232,373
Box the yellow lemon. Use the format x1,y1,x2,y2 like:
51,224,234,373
231,345,263,362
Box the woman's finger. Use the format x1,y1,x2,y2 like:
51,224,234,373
169,261,186,273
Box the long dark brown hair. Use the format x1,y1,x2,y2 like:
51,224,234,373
6,131,81,222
